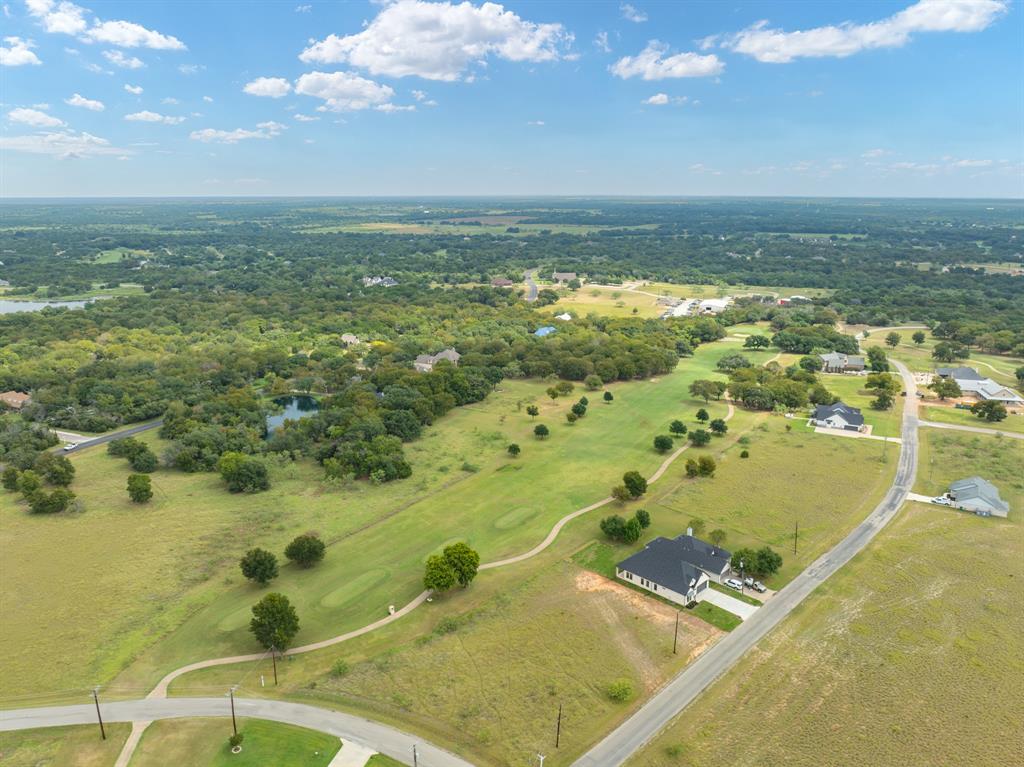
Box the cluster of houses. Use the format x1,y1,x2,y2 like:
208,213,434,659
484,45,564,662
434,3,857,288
615,530,732,607
934,366,1024,408
362,276,398,288
658,296,733,319
413,348,460,373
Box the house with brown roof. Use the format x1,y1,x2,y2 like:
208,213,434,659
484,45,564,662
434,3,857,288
491,278,514,287
413,348,461,373
0,391,31,410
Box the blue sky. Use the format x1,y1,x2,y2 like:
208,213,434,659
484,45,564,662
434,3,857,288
1,0,1021,197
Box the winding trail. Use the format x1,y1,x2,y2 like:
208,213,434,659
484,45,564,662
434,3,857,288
107,398,738,765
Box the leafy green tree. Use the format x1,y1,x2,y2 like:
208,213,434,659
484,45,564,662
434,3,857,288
885,332,901,348
912,331,926,345
546,387,559,401
611,484,631,503
27,487,75,514
743,335,771,349
600,514,627,540
708,528,727,547
871,390,894,410
571,402,587,418
2,466,19,492
128,446,158,473
685,459,699,478
33,452,75,487
697,456,716,477
688,518,706,537
555,381,574,395
606,679,634,702
866,346,889,372
730,547,757,572
127,473,152,503
603,391,614,403
709,418,728,435
443,542,480,587
526,405,539,419
716,354,752,371
971,400,1007,422
865,373,899,394
1016,366,1024,385
219,452,270,493
622,516,643,544
754,547,783,576
423,554,456,591
669,419,687,436
799,355,823,373
249,592,300,650
653,435,674,453
534,424,549,439
688,429,711,447
634,509,651,528
689,380,726,403
623,470,647,498
240,548,279,585
696,408,709,423
16,469,42,496
929,378,962,400
584,374,603,390
507,443,520,457
566,411,578,424
285,534,326,568
932,341,969,363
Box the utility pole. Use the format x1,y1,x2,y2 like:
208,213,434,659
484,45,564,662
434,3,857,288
271,647,278,686
228,686,238,736
412,744,418,767
793,520,798,555
739,559,745,594
555,704,562,748
92,687,106,740
672,612,679,655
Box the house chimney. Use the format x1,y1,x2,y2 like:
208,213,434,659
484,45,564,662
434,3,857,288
686,526,693,537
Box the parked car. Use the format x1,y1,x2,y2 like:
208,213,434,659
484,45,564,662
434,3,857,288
752,581,767,593
932,496,953,506
743,577,755,588
724,578,744,591
63,443,78,451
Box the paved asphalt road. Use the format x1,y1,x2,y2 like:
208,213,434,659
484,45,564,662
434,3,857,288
58,420,163,454
572,360,920,767
523,268,538,301
919,419,1024,440
0,697,473,767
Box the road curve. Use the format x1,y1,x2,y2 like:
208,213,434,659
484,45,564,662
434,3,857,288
0,697,472,767
523,268,539,302
919,419,1024,440
58,420,164,454
571,361,919,767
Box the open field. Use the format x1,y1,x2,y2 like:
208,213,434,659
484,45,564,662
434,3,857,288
914,428,1023,503
129,718,340,766
91,247,152,264
628,449,1023,766
0,723,130,767
921,403,1024,434
1,338,764,701
799,372,904,437
297,222,654,236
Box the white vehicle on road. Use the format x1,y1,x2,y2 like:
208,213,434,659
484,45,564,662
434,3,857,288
932,496,953,506
63,443,78,451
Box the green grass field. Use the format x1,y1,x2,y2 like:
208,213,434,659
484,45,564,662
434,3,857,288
129,718,340,766
0,724,130,767
2,337,765,701
805,372,904,437
628,436,1023,767
920,403,1024,434
861,332,1023,387
914,428,1023,503
91,247,152,264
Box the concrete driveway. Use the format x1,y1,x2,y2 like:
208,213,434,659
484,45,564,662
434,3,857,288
700,588,759,620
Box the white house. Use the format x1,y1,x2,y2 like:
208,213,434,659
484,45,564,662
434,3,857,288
939,368,1024,407
615,533,733,608
810,401,866,432
946,477,1010,518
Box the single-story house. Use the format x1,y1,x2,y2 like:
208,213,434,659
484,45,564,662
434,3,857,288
413,348,461,373
534,326,557,337
0,390,31,410
819,351,866,373
615,532,732,607
554,312,573,321
491,278,515,287
340,333,360,346
551,271,577,284
951,376,1024,406
810,401,866,432
936,366,984,381
947,477,1010,518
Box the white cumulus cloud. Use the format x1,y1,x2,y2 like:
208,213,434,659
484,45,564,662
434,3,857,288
0,128,128,159
293,113,319,121
65,92,104,110
611,40,724,80
722,0,1008,63
594,31,611,53
294,70,395,111
620,3,647,23
2,36,42,66
103,49,144,69
8,106,65,127
189,121,286,144
299,0,573,81
243,77,292,98
644,92,668,105
25,0,87,35
86,20,186,50
125,110,185,125
124,83,143,94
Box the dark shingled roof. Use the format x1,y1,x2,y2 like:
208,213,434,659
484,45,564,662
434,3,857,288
813,401,864,427
617,538,708,595
936,366,984,381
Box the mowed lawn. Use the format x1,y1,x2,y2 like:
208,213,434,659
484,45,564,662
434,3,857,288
920,403,1024,434
808,372,905,437
129,718,340,767
1,337,758,699
861,332,1023,387
628,476,1023,765
553,286,665,318
0,724,130,767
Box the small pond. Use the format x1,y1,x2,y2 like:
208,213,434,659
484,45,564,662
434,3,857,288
0,298,94,314
265,395,320,435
